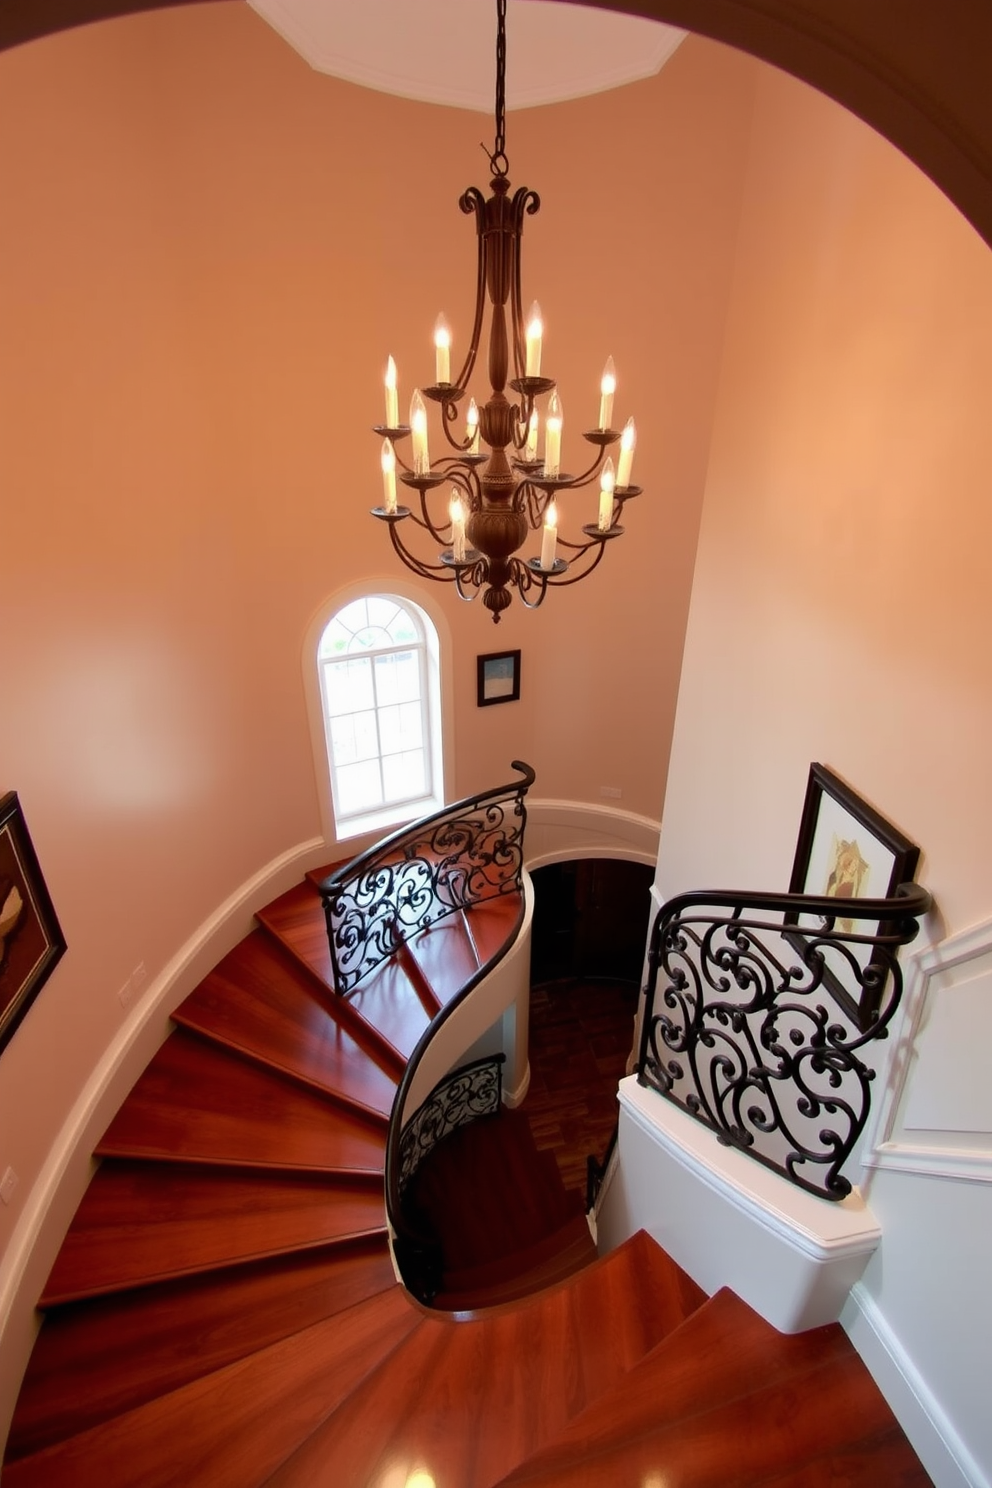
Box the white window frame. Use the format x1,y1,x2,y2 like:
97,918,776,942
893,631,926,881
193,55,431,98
303,582,451,848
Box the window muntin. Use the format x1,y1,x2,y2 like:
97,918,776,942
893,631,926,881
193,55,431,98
319,596,436,829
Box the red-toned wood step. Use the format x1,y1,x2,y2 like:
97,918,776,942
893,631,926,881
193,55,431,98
434,1212,598,1311
256,881,434,1065
3,1286,422,1488
403,911,483,1009
405,1106,583,1275
266,1231,699,1488
490,1287,931,1487
304,859,351,895
173,930,401,1111
41,1162,386,1306
345,953,436,1061
255,880,337,989
492,1345,931,1486
96,1029,386,1174
8,1236,396,1461
464,891,525,965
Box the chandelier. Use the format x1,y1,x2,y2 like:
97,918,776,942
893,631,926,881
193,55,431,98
372,0,641,623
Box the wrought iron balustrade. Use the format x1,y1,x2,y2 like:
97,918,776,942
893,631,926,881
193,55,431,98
319,760,535,996
637,882,931,1201
319,764,533,1302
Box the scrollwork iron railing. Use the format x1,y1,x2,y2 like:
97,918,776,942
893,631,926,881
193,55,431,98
319,761,536,996
399,1055,505,1196
320,764,533,1302
637,883,931,1201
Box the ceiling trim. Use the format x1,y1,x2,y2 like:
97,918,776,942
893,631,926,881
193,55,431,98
0,0,990,248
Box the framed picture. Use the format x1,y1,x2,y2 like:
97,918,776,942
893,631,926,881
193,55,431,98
0,792,67,1057
477,649,521,707
784,763,920,1027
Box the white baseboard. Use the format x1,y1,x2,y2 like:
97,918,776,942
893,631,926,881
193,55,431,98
0,835,327,1450
503,1060,531,1109
842,1283,987,1488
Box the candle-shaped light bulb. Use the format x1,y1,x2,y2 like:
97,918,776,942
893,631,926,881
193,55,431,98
434,314,452,385
616,416,637,488
384,355,399,429
598,456,616,532
466,397,480,454
525,301,543,378
381,437,397,515
598,356,617,431
544,390,563,479
410,389,430,476
449,491,466,563
525,408,539,461
540,500,558,571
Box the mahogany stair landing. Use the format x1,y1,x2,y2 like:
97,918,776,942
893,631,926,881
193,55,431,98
3,868,933,1486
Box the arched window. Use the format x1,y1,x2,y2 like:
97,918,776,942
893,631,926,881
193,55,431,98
317,593,444,840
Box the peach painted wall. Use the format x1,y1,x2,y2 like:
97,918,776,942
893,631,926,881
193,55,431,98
656,65,992,1480
0,5,752,1273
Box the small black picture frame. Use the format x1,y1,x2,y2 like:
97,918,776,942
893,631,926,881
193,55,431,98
477,649,521,707
784,763,920,1027
1,792,67,1057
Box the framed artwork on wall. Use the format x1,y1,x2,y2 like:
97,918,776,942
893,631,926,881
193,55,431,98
477,649,521,707
784,763,920,1028
0,792,67,1057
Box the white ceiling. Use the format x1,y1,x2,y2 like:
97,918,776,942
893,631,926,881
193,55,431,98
247,0,685,113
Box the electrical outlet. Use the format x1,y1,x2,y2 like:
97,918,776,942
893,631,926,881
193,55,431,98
600,785,622,799
0,1167,18,1206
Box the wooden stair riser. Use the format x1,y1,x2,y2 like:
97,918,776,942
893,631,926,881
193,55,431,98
41,1163,387,1306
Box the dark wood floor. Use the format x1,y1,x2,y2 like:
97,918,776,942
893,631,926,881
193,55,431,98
521,977,638,1195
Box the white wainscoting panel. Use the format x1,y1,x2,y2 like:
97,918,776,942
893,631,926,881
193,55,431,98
865,917,992,1184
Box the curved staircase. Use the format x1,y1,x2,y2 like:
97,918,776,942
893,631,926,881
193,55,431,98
3,867,932,1486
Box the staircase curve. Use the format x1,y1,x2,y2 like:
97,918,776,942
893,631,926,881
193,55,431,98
2,798,933,1484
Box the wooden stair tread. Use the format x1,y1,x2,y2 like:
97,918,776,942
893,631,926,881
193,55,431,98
464,891,524,963
303,859,351,894
41,1163,386,1305
96,1029,386,1173
254,880,337,989
435,1212,597,1309
3,1286,422,1488
267,1232,695,1488
490,1286,914,1487
345,953,435,1061
173,930,401,1112
403,912,482,1009
406,1106,583,1276
257,882,433,1067
490,1340,930,1487
7,1237,396,1460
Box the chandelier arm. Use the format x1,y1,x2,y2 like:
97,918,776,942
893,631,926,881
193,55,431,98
454,561,486,602
540,538,611,586
565,448,613,489
452,192,489,396
513,560,551,611
448,465,482,508
509,188,541,380
511,388,537,451
387,522,459,583
520,480,547,527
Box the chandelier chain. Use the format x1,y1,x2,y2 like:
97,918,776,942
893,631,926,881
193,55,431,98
490,0,508,176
